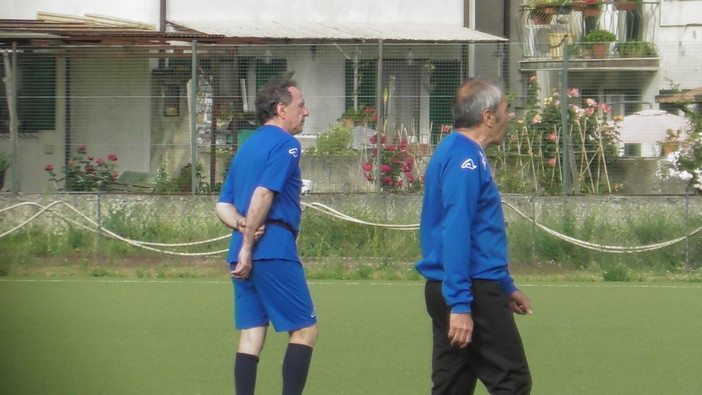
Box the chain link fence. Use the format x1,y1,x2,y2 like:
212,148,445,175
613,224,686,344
0,40,700,195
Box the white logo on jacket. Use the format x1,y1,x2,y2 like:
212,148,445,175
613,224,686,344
461,159,477,170
288,148,299,158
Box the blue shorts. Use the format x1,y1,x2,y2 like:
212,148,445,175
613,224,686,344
232,259,317,332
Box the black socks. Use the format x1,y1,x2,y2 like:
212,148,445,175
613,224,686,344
282,343,314,395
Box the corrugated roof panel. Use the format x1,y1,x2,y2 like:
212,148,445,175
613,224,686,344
172,20,507,42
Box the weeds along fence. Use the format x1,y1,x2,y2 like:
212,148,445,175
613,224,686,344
1,40,701,196
1,193,701,275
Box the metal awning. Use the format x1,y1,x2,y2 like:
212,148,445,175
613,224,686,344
170,20,508,43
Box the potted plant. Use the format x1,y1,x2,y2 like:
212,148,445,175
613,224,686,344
615,41,657,58
582,29,617,58
573,0,602,16
614,0,642,12
530,0,569,25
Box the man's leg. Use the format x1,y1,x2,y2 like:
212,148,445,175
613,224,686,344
282,324,319,395
467,280,531,395
235,326,267,395
425,281,477,395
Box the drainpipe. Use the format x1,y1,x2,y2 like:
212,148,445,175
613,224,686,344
160,0,167,32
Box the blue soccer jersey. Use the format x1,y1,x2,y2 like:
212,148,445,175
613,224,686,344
218,125,303,264
416,132,517,313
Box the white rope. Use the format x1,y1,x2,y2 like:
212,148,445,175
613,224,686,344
501,201,702,254
0,201,229,256
1,200,700,257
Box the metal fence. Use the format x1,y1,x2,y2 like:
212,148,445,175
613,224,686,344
1,40,700,195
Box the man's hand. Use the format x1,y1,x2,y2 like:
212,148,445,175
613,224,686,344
507,290,533,315
448,313,473,348
231,246,253,279
237,217,265,241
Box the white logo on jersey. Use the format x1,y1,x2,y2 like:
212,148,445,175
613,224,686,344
288,148,299,158
479,151,487,169
461,159,477,170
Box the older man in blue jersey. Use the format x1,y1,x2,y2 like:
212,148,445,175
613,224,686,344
216,78,317,395
416,77,533,394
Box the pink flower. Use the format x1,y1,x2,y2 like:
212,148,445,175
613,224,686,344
567,88,580,98
547,133,557,141
370,134,378,144
405,156,414,165
547,158,556,167
77,145,86,152
364,172,373,181
386,145,396,151
107,154,118,162
87,155,94,161
530,75,537,82
399,138,408,151
85,165,95,173
584,107,595,117
361,162,373,171
371,114,378,122
381,177,394,185
96,158,106,166
397,180,403,187
401,164,411,173
405,172,415,183
44,164,54,172
380,164,392,173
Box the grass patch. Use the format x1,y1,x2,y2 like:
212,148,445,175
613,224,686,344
1,278,702,394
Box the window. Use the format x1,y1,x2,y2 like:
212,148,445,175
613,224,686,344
0,55,56,132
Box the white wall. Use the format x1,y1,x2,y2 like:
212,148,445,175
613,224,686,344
1,0,464,26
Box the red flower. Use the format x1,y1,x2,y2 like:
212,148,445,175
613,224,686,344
370,134,378,144
401,164,411,173
386,145,396,151
405,172,415,183
399,139,408,151
77,145,86,152
107,154,118,162
44,164,54,172
364,106,376,114
85,165,96,173
405,156,414,165
87,155,94,161
371,114,378,122
381,177,394,185
361,162,373,171
547,158,556,167
380,164,392,173
96,158,106,166
364,173,373,181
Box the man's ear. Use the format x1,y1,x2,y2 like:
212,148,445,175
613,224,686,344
482,109,494,127
275,102,287,118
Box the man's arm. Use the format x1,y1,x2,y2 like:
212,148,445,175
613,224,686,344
232,186,275,279
215,202,266,238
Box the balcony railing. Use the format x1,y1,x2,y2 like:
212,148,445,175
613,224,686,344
518,1,660,67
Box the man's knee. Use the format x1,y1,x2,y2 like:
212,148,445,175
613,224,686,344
289,324,318,347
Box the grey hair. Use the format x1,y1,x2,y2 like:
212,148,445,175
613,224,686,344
452,77,505,129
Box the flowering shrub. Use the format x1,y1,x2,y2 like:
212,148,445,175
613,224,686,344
361,133,423,193
657,112,702,193
341,105,378,126
45,145,119,191
489,76,621,194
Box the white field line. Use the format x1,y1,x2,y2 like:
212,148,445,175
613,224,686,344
0,278,701,289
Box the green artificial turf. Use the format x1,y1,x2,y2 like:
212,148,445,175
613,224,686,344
1,278,701,394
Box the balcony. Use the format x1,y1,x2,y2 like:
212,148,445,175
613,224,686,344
518,1,660,72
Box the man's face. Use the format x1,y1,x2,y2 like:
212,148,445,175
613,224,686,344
280,86,309,135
